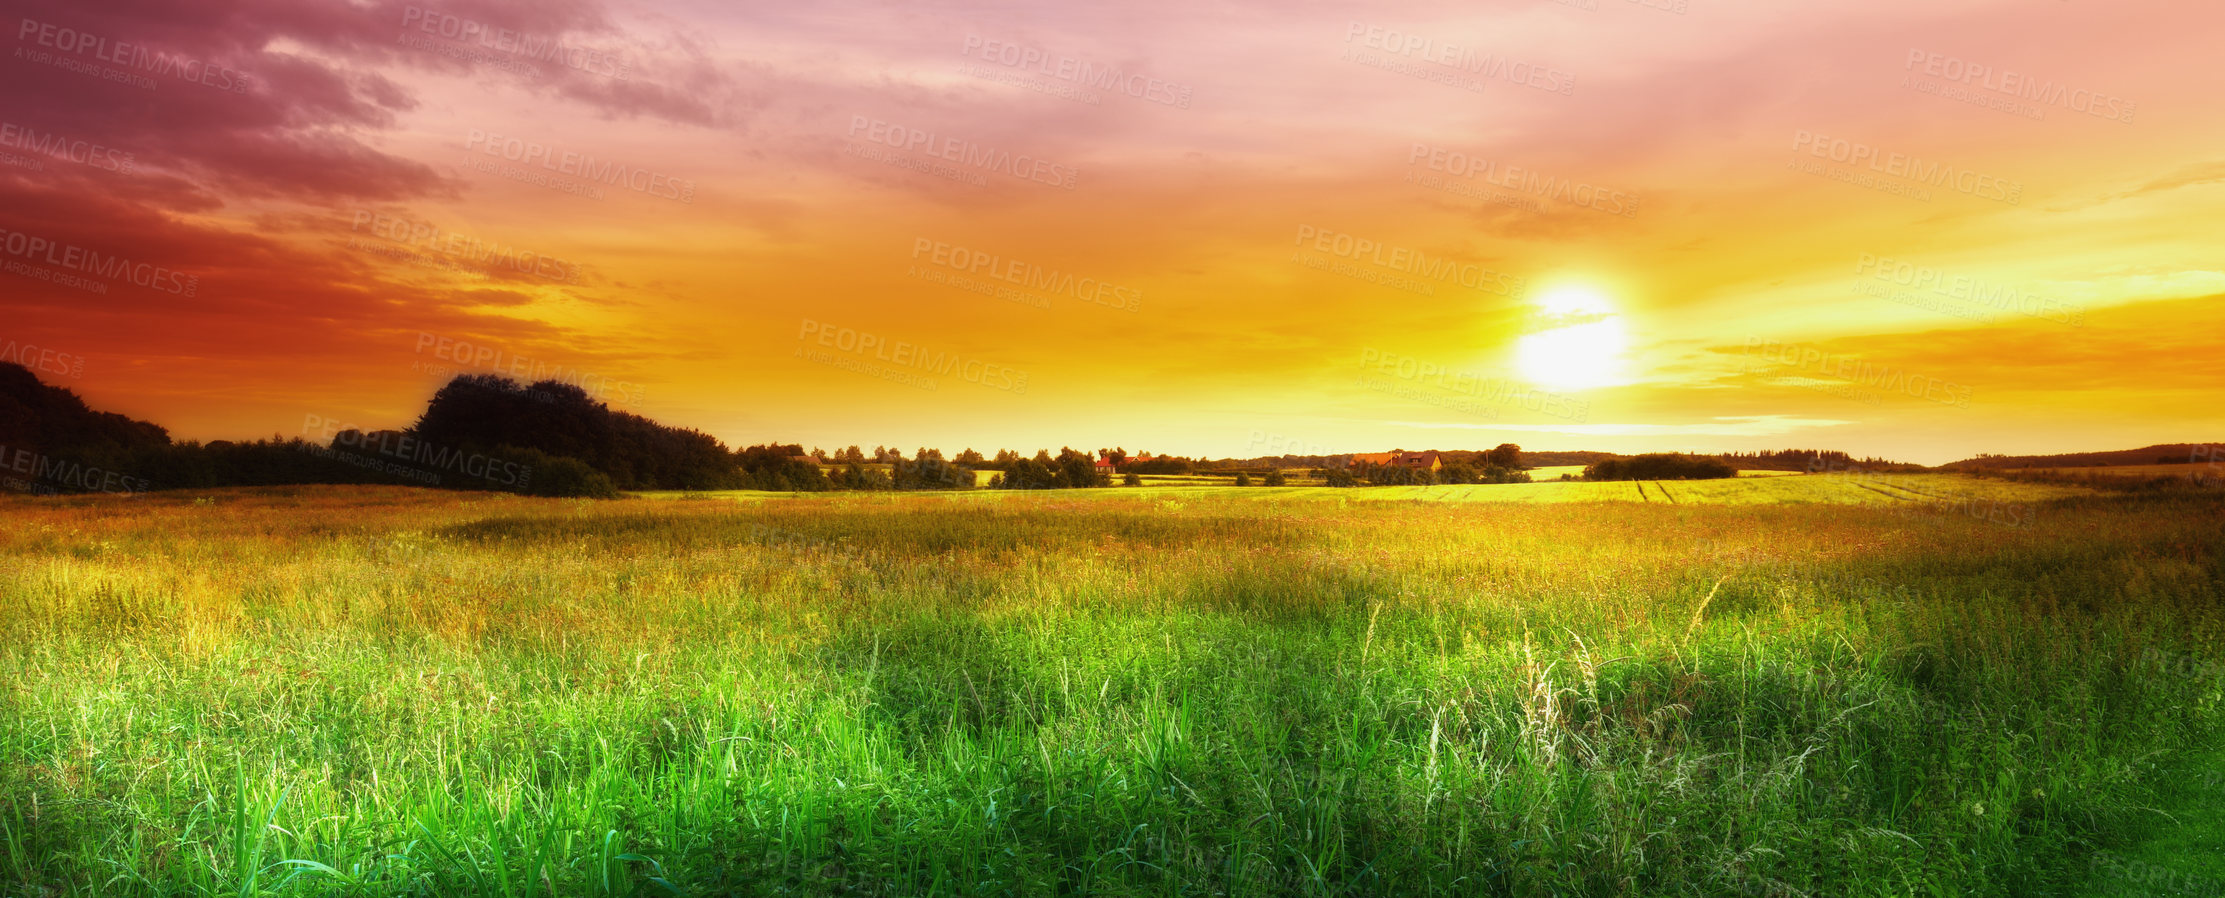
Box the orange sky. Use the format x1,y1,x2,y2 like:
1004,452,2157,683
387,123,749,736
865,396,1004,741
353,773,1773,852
3,0,2221,464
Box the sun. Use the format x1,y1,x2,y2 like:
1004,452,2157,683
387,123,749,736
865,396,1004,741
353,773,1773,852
1515,286,1629,390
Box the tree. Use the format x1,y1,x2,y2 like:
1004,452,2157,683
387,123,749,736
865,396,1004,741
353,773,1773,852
508,448,620,497
832,462,891,490
412,374,741,490
956,448,986,467
1486,443,1524,470
1234,472,1252,487
893,447,970,490
1438,464,1478,485
1366,464,1433,486
738,444,831,491
1125,454,1195,474
1481,465,1531,484
1263,469,1287,487
1320,467,1358,487
1000,454,1059,489
1123,472,1142,486
1056,447,1106,488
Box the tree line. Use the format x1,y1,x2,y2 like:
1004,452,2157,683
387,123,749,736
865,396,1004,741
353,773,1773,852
10,363,1903,498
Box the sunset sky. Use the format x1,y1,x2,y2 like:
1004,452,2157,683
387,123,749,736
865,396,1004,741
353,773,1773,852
3,0,2221,465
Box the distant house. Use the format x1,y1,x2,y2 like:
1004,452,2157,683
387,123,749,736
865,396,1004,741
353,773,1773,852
1351,450,1441,471
1097,452,1155,472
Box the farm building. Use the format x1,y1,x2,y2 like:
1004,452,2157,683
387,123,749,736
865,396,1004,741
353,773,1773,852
1351,451,1442,471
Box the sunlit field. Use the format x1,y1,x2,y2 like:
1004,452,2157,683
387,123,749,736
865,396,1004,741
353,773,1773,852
5,478,2223,896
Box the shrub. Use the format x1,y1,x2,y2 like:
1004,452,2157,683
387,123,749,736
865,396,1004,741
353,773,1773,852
1482,465,1532,484
490,447,620,498
1364,464,1434,486
1584,453,1737,481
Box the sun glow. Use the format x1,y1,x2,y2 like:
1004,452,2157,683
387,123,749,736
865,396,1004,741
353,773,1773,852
1515,286,1630,391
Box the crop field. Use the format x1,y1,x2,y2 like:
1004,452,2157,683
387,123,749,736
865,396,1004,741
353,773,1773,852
2009,465,2224,481
1101,473,2088,510
4,478,2223,896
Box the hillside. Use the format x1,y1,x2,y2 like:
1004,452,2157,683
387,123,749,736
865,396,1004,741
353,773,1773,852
1944,443,2219,470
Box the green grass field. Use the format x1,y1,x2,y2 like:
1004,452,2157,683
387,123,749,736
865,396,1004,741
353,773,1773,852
4,476,2222,896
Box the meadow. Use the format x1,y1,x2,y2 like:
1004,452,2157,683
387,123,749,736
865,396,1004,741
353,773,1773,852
3,475,2223,896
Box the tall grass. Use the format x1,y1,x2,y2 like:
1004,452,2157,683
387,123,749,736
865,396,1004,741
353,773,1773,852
2,483,2220,895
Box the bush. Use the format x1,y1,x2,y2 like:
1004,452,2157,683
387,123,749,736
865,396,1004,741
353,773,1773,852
999,456,1060,490
1234,472,1252,487
1319,468,1359,488
1482,465,1532,484
1364,464,1434,486
829,463,892,491
1584,453,1737,481
1263,470,1287,487
489,446,620,498
1123,472,1142,486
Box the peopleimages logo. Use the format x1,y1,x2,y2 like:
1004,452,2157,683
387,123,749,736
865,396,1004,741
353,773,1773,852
0,340,86,378
412,332,645,407
463,130,695,203
0,227,198,295
796,318,1030,394
1343,23,1575,95
1806,457,2033,530
354,212,582,284
0,121,134,173
1791,130,2022,205
1295,226,1526,298
1905,50,2136,123
15,18,251,92
849,117,1078,190
301,414,533,489
960,34,1193,108
0,444,149,494
1359,348,1591,422
400,6,629,80
1408,143,1638,217
909,238,1140,312
1744,337,1974,409
1854,254,2083,326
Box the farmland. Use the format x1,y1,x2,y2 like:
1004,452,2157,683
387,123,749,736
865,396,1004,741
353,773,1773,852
4,475,2222,896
